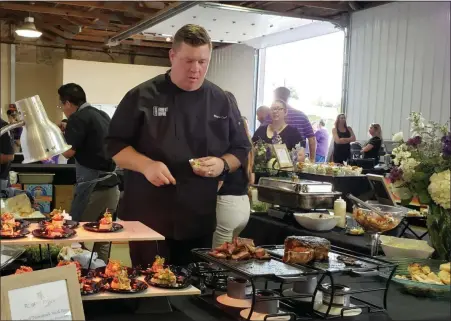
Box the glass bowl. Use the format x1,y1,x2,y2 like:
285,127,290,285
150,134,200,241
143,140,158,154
352,204,407,234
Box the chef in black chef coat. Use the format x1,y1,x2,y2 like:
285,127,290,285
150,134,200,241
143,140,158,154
106,24,251,266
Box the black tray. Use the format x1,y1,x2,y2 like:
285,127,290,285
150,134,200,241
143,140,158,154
264,245,394,273
32,227,76,239
0,229,30,239
39,219,79,229
145,266,191,289
404,216,427,228
106,279,148,294
83,222,123,233
192,248,317,281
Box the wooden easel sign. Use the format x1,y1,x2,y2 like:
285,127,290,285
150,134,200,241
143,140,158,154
0,264,85,320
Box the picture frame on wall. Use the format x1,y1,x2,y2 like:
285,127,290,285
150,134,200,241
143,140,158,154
272,144,294,169
0,264,85,321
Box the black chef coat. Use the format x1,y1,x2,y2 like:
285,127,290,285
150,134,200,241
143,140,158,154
65,105,116,172
106,71,251,240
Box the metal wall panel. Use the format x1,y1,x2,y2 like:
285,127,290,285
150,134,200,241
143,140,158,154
346,1,450,140
207,44,257,130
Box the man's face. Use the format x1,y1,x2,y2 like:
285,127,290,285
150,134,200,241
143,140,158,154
169,42,211,91
60,101,74,118
257,110,268,123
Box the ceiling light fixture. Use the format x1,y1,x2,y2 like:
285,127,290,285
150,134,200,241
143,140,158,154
165,37,172,42
15,17,42,38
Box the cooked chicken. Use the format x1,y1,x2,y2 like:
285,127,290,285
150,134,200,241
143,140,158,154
440,262,450,273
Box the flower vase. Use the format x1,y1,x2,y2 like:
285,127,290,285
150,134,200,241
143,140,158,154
427,203,451,261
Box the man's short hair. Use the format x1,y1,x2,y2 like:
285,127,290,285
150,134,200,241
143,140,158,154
274,87,291,101
58,83,87,107
256,105,269,113
173,24,212,49
319,119,326,127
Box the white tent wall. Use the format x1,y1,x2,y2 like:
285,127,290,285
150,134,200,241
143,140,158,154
207,44,258,130
345,1,450,140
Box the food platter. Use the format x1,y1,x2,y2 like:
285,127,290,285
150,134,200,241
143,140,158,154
32,227,76,239
0,229,30,239
145,266,192,290
105,279,148,294
39,219,79,229
80,278,103,296
83,222,123,233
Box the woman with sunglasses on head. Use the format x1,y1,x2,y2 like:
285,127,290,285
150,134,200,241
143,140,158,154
252,100,304,154
332,113,356,164
361,123,383,162
212,92,254,248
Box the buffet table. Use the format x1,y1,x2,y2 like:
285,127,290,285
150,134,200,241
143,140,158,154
1,221,163,245
241,213,374,254
1,221,201,301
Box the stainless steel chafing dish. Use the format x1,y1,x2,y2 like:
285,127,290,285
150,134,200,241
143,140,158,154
254,177,341,210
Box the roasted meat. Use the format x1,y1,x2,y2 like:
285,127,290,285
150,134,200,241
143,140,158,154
284,249,314,264
283,236,331,264
208,237,269,261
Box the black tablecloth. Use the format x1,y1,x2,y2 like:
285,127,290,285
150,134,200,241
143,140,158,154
241,213,380,254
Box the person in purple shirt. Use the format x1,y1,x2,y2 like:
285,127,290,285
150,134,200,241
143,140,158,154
314,120,329,163
274,87,316,162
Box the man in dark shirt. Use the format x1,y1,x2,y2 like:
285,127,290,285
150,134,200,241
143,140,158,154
59,83,119,262
274,87,316,161
0,119,15,189
106,24,251,266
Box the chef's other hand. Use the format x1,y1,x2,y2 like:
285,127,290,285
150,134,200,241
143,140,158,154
193,157,224,178
144,161,176,187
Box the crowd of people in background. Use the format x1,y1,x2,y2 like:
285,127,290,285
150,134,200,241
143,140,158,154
256,96,383,165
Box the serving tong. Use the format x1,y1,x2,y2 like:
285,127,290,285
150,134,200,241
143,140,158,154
347,194,385,218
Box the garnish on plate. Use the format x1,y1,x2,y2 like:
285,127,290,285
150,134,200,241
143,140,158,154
99,209,113,230
1,212,15,225
104,259,122,278
15,266,33,274
150,268,177,286
110,268,132,291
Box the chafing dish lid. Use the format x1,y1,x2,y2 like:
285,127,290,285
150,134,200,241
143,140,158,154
257,177,333,193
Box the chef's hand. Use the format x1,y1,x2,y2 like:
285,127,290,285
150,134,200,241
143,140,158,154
143,161,176,187
193,157,224,178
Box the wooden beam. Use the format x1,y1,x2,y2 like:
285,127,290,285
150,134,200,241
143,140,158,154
120,39,172,49
45,1,158,17
293,1,348,11
0,2,112,22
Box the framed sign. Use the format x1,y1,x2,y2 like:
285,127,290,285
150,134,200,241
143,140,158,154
1,264,85,320
272,144,294,169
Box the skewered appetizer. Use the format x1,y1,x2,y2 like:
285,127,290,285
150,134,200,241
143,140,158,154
111,268,132,291
15,266,33,274
1,212,15,225
99,210,113,230
150,268,177,286
57,260,82,279
1,223,14,236
105,260,122,277
44,223,66,237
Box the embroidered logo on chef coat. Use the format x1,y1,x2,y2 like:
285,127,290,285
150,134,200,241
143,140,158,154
153,106,168,117
213,114,228,119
